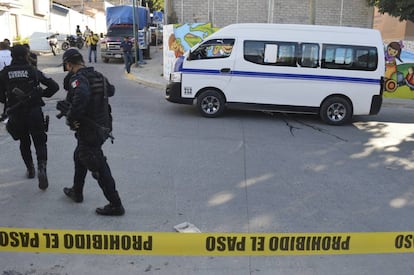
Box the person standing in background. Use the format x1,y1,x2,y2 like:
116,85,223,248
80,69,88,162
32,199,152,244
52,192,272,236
76,25,82,37
84,26,91,40
0,41,12,71
120,36,133,74
85,31,99,63
3,39,11,49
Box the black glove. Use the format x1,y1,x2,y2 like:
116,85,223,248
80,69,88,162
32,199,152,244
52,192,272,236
66,118,80,130
56,100,71,119
56,100,71,114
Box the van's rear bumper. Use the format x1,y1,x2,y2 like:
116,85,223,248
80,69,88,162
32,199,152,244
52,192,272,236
165,82,193,105
369,95,382,115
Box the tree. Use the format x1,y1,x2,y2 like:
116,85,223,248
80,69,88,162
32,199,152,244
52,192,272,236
367,0,414,23
142,0,164,11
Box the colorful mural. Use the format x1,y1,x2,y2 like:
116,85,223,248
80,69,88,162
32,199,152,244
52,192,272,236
163,23,219,80
384,41,414,99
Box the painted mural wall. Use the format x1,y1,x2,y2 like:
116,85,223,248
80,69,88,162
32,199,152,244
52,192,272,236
163,23,219,80
384,40,414,99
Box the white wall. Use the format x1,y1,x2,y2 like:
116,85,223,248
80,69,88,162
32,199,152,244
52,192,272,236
1,1,109,51
0,12,12,41
51,5,106,38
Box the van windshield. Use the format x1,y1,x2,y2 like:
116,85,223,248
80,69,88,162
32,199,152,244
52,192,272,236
190,39,235,60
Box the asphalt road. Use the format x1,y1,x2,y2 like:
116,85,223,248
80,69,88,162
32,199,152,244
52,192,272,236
1,50,414,274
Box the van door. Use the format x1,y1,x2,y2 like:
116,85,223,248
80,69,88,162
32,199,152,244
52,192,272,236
226,40,301,105
182,38,236,99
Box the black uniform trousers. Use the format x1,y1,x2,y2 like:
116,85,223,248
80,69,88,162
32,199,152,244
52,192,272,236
17,106,47,168
72,139,120,205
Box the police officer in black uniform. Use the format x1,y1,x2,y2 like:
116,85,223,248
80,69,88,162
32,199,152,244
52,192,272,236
57,48,124,216
0,45,59,189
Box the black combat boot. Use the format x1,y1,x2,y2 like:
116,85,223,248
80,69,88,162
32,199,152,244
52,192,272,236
63,187,83,203
96,203,125,216
96,191,125,216
26,163,35,179
37,161,48,190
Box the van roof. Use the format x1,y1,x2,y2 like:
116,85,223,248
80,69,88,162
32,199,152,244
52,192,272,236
220,23,375,32
208,23,382,45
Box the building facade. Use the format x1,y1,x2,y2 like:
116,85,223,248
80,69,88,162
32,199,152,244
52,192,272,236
166,0,374,28
0,0,49,46
373,8,414,41
0,0,107,51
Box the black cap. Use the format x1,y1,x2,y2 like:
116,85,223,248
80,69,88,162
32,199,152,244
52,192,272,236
11,45,28,59
62,48,83,71
62,48,83,63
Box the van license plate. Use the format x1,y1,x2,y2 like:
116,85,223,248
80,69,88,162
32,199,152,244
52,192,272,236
115,54,121,58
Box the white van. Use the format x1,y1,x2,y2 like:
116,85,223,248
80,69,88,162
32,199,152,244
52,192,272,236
165,23,385,125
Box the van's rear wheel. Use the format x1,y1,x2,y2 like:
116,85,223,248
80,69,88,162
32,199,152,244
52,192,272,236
320,97,352,125
197,90,225,118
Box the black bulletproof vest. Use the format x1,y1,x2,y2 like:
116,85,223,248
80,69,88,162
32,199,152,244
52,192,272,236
4,64,39,107
81,69,112,131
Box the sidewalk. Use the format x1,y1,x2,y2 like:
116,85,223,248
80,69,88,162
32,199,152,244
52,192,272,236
126,45,168,90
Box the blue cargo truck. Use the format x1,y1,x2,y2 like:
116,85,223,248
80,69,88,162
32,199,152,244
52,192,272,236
101,5,151,63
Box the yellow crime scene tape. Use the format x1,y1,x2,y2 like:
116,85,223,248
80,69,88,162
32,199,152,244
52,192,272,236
0,228,413,256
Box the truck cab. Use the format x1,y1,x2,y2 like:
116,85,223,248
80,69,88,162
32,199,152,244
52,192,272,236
101,24,135,63
101,5,151,63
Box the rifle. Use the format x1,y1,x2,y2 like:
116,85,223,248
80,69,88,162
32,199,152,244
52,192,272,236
1,87,49,131
56,100,114,143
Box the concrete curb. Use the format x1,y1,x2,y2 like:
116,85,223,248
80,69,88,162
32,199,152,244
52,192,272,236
124,72,166,90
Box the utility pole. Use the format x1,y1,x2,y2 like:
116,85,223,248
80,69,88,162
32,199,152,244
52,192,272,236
309,0,316,25
132,0,138,65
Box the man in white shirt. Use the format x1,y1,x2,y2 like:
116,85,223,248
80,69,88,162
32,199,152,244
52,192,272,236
0,41,12,71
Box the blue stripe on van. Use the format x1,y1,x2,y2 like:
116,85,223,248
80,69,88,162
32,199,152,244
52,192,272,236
181,68,380,85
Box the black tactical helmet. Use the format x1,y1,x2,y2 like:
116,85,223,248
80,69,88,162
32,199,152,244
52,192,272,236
62,48,83,63
11,44,28,59
62,48,83,71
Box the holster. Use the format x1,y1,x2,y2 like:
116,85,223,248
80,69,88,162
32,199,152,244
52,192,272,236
44,115,49,132
6,115,24,140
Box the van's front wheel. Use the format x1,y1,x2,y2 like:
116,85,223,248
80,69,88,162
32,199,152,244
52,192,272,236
320,97,352,125
197,90,225,118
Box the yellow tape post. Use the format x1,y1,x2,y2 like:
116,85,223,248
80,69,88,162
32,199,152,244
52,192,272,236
0,228,414,256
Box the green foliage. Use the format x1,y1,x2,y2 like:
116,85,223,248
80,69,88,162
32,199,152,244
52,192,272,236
367,0,414,23
142,0,164,11
12,35,29,46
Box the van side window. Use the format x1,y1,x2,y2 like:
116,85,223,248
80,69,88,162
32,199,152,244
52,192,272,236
299,43,319,68
190,39,235,60
322,44,378,71
244,41,266,64
244,41,297,67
